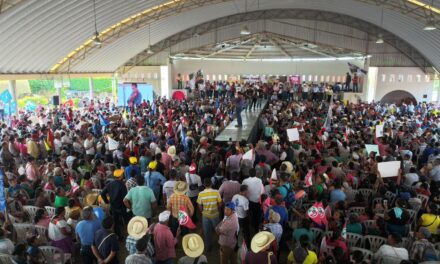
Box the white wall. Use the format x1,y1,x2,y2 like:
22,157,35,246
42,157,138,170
120,66,163,96
374,67,433,103
171,59,364,86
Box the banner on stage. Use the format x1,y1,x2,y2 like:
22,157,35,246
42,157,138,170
287,128,300,142
378,161,400,178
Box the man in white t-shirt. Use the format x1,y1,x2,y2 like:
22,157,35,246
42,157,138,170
163,169,177,204
84,133,95,158
374,233,409,264
242,168,265,238
185,164,202,222
404,167,419,187
232,184,250,246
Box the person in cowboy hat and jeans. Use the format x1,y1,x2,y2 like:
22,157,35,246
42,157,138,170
178,234,208,264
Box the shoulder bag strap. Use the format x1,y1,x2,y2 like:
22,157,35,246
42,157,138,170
193,256,200,264
98,233,115,251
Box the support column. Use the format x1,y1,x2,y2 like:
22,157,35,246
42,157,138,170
112,74,117,104
88,77,94,100
8,80,18,115
361,57,371,102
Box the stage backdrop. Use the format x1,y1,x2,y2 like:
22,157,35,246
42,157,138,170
117,83,154,107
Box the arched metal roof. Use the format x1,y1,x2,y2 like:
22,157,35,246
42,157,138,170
0,0,439,74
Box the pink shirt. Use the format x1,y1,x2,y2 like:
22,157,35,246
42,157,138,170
153,223,177,261
218,213,239,248
161,152,173,172
26,163,39,182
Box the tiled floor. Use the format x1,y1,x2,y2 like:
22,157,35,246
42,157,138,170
215,100,267,142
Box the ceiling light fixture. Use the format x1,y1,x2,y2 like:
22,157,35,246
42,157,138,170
240,25,251,35
424,2,437,31
92,0,101,46
376,34,384,44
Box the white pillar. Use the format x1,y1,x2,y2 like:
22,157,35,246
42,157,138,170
88,77,94,99
112,75,117,104
8,80,18,115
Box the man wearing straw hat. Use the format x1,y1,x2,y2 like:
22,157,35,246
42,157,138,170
245,231,277,264
125,216,151,257
178,234,208,264
167,181,194,236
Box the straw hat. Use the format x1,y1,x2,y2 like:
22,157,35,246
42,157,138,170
182,234,204,258
114,169,124,178
129,157,138,165
84,193,99,207
167,146,176,158
127,216,149,239
173,181,188,195
251,231,275,253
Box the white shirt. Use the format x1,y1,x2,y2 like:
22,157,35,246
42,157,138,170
48,219,70,241
242,177,265,203
374,245,408,264
163,180,176,202
0,238,14,254
404,173,419,187
84,138,95,155
231,194,249,218
185,173,202,198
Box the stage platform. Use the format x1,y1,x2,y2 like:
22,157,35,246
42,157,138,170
215,100,267,142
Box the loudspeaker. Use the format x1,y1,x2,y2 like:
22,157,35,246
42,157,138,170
52,95,60,106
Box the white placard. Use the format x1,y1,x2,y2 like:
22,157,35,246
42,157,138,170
376,125,384,138
378,161,400,178
108,137,119,151
242,149,254,161
287,128,300,142
365,144,380,156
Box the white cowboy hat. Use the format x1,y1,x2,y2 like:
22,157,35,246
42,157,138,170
127,216,149,239
182,234,204,258
173,181,188,195
251,231,275,253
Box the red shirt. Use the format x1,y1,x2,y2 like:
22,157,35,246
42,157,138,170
153,223,177,261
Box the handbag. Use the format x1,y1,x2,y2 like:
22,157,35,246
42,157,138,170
187,173,198,191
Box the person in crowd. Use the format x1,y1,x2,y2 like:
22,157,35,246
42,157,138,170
243,168,265,238
34,208,50,228
125,216,150,256
144,160,166,202
75,206,102,264
410,227,438,262
264,210,283,246
124,175,157,222
167,181,194,236
292,218,314,244
92,216,119,264
197,177,222,252
374,233,409,263
178,234,208,264
0,228,14,254
163,169,178,204
125,237,153,264
245,231,278,264
216,202,239,264
384,198,410,237
418,202,440,237
287,234,318,264
101,168,129,239
232,184,250,246
153,210,180,264
48,206,73,255
219,172,241,204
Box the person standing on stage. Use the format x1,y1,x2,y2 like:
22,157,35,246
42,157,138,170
235,92,244,128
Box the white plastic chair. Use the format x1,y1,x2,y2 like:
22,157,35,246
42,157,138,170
416,194,429,208
0,253,13,264
45,206,56,217
13,223,33,243
407,209,417,229
34,225,49,244
310,227,324,243
23,205,41,221
401,237,413,251
44,190,56,204
40,246,71,264
346,232,364,248
91,189,102,195
349,207,365,215
364,235,386,252
358,188,373,199
363,220,376,230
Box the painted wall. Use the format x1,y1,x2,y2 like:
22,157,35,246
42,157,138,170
171,59,364,86
374,67,433,103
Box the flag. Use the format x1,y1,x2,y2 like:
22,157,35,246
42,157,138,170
108,136,119,151
304,169,313,187
69,177,80,193
323,95,333,132
180,124,188,152
307,202,327,226
63,99,74,107
178,206,196,229
269,169,277,187
0,170,6,212
99,114,109,127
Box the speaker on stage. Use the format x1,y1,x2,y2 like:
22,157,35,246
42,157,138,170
52,95,60,106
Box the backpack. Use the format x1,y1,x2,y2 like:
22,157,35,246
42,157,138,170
422,243,439,261
281,184,296,209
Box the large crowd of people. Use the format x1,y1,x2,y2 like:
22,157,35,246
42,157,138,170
0,80,439,264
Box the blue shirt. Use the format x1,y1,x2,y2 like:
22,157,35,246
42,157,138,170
277,183,292,200
75,219,101,246
94,229,119,264
125,165,141,180
330,189,346,203
144,171,166,198
264,205,288,225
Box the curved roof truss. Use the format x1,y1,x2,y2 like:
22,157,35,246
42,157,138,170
122,9,432,73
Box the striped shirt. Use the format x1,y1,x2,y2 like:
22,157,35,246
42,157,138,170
197,188,222,219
